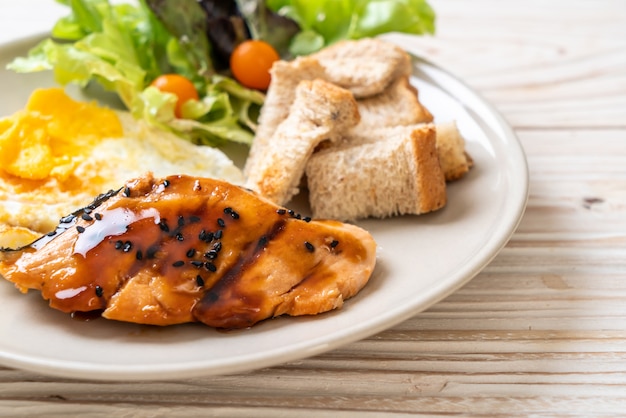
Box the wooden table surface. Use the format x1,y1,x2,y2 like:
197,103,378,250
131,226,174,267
1,0,626,416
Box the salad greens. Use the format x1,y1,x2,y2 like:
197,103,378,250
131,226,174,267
7,0,435,147
8,0,262,146
267,0,436,56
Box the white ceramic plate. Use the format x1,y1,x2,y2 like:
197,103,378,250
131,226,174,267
0,35,528,381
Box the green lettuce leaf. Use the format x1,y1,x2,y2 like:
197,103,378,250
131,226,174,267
267,0,436,55
135,82,256,147
7,38,144,108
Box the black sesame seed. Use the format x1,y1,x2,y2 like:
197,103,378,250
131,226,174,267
146,245,159,259
230,211,240,220
122,241,132,252
95,286,103,297
81,213,93,221
136,250,143,260
303,216,312,222
159,220,169,232
288,209,295,216
186,248,196,258
214,230,223,240
213,242,222,252
330,240,339,248
123,186,131,197
83,207,92,214
189,215,201,223
60,214,76,224
276,209,286,215
295,213,302,220
176,233,184,241
198,229,207,241
204,250,217,260
223,207,233,214
217,218,225,227
258,236,268,247
94,213,102,221
196,275,205,287
205,262,217,272
46,231,57,237
191,260,204,268
76,226,86,233
172,260,185,267
115,240,123,250
178,215,185,227
163,179,170,187
304,241,315,252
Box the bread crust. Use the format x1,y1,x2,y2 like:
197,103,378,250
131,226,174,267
411,127,447,212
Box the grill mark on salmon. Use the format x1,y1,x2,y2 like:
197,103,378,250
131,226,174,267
195,219,287,328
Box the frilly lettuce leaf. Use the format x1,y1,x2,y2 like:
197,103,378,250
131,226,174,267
267,0,436,55
137,84,258,147
7,38,143,109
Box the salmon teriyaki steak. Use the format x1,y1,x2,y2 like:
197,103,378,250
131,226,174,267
0,173,376,329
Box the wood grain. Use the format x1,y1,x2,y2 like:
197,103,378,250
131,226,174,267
2,0,626,416
390,0,626,129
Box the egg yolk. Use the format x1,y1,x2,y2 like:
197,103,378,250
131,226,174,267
0,88,123,181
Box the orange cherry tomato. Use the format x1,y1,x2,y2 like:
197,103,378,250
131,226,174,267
230,40,280,90
150,74,199,118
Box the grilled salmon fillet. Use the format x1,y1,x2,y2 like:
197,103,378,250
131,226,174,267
0,173,376,329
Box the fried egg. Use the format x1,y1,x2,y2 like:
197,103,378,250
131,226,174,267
0,88,244,247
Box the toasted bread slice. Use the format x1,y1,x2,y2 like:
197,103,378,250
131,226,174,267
352,76,433,132
345,122,472,182
306,124,446,220
311,38,412,98
433,122,473,181
245,79,360,205
246,57,327,177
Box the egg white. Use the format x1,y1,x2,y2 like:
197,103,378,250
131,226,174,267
0,112,245,247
